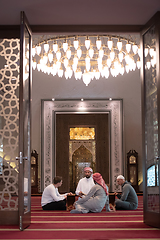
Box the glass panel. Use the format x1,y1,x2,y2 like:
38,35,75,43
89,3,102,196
144,25,159,213
0,39,20,210
70,127,95,140
23,27,30,213
147,165,155,186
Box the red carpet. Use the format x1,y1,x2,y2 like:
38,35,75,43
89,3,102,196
0,196,160,240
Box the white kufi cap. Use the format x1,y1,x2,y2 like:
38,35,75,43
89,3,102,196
117,175,125,180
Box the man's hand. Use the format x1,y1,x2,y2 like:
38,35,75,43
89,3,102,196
67,192,75,196
79,191,84,196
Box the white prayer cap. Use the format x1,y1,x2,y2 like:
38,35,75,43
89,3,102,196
117,175,125,180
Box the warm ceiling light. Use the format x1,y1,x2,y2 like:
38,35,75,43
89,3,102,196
32,35,143,86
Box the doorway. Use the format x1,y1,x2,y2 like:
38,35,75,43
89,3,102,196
56,113,109,192
41,99,123,193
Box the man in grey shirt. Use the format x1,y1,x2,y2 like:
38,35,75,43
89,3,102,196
114,175,138,210
71,173,110,213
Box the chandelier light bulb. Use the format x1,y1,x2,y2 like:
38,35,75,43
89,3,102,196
118,52,123,62
63,41,68,52
32,59,37,70
48,51,53,63
56,61,61,69
99,47,104,58
96,38,102,50
72,63,77,72
36,45,41,55
56,50,61,61
146,61,151,69
66,48,71,59
110,67,115,77
117,41,122,51
53,42,58,53
137,59,141,69
125,64,130,73
120,65,124,75
97,57,102,65
26,51,29,59
44,42,49,53
73,55,78,65
145,48,148,57
125,54,130,64
24,57,28,66
90,68,95,80
82,71,91,86
77,47,82,59
51,67,56,76
107,39,113,50
151,58,156,67
47,65,51,75
89,48,94,58
52,64,57,75
40,57,44,65
85,37,90,49
75,68,82,79
58,68,63,77
132,44,138,54
95,69,100,80
104,66,109,78
66,66,73,78
98,62,102,72
65,70,69,79
41,64,45,73
85,56,90,71
73,38,79,50
110,51,115,61
37,61,41,71
114,60,120,69
43,54,48,65
64,58,68,68
32,47,36,57
138,48,141,57
107,58,112,68
126,43,131,53
149,48,154,57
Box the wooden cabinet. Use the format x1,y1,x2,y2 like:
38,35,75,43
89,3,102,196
31,150,38,194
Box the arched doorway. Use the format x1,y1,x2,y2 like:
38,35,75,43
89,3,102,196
70,143,96,192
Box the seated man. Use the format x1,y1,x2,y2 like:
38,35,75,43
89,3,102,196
41,176,72,210
71,172,109,213
75,167,95,197
114,175,138,210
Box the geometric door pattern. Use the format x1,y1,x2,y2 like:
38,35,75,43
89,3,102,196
0,38,19,210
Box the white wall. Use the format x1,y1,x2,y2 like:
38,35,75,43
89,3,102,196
31,67,142,190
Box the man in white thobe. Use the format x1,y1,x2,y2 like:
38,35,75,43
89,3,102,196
75,167,95,197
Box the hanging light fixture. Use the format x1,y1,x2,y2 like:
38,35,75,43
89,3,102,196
31,35,152,86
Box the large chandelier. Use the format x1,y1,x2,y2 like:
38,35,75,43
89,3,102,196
31,35,156,86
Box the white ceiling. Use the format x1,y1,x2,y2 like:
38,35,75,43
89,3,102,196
1,0,160,25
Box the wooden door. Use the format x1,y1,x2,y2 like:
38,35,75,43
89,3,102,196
18,11,32,230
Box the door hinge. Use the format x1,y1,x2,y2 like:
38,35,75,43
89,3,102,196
19,215,23,231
